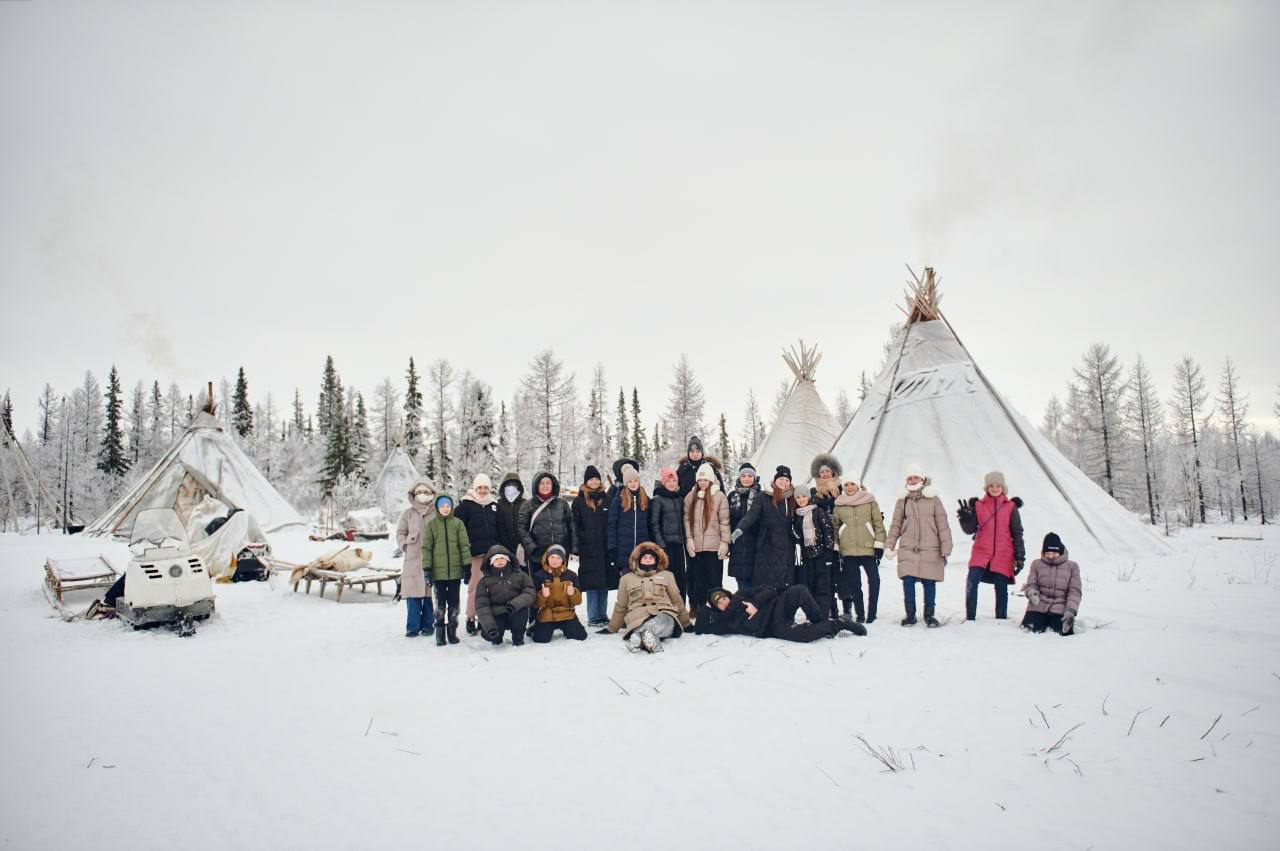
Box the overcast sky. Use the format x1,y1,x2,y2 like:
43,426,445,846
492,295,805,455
2,0,1277,441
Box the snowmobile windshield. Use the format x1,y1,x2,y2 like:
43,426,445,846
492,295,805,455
129,508,189,549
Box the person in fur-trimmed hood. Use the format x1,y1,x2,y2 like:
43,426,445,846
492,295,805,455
495,473,526,561
884,464,952,628
832,478,887,623
810,453,843,514
676,436,725,498
957,471,1026,621
1020,533,1081,636
603,542,691,653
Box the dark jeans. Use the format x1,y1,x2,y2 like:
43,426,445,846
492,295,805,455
663,544,689,604
688,551,723,610
433,579,461,627
966,567,1010,619
487,607,531,644
405,596,435,636
902,577,936,611
798,554,835,615
839,555,880,620
766,585,834,643
531,617,588,643
1022,611,1074,636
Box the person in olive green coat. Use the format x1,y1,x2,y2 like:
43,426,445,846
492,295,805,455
422,494,472,646
832,479,887,623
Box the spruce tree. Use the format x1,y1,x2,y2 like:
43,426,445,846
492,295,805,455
351,392,371,482
1,391,12,438
631,388,646,466
317,356,342,436
97,366,130,476
404,357,424,461
232,367,253,437
616,388,631,458
717,413,731,466
292,389,305,435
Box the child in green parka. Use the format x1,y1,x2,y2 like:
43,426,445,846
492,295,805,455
423,494,472,646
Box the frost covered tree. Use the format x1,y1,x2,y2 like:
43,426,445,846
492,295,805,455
38,384,56,446
663,355,706,457
615,388,631,459
428,358,456,489
857,371,871,403
1041,395,1066,452
232,367,253,438
836,389,854,427
1217,358,1250,521
1124,356,1165,524
147,381,164,459
98,366,130,477
317,356,343,437
80,371,102,455
1248,430,1270,525
769,379,790,430
166,383,184,441
2,391,13,440
371,378,401,457
739,390,766,456
495,400,513,475
455,377,498,487
556,378,583,482
291,388,305,438
403,357,424,462
127,380,146,465
1067,343,1126,498
717,413,733,471
317,361,353,495
584,365,611,469
1170,356,1210,525
519,350,573,474
630,388,647,467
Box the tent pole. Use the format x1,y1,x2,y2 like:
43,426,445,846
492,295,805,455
857,322,916,484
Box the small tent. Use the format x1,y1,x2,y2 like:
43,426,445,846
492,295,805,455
826,267,1169,558
85,411,305,539
752,341,841,482
367,445,424,523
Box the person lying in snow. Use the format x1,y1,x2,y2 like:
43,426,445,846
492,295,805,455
694,585,866,642
475,545,536,646
602,541,691,653
1020,533,1082,636
531,545,587,643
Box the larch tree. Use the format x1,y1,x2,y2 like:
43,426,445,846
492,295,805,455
519,349,573,475
1217,358,1250,521
1068,343,1126,498
1125,356,1164,525
739,390,765,456
662,354,706,459
371,377,401,456
1170,356,1210,525
836,388,854,428
127,380,146,464
584,364,611,469
38,384,56,446
428,358,457,489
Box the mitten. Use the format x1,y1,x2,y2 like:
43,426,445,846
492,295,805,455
956,498,976,526
874,547,884,565
730,528,743,544
484,627,500,642
1026,588,1041,605
1013,560,1024,577
883,548,896,560
1061,612,1075,634
717,542,728,560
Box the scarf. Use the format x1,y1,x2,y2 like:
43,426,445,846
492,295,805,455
835,489,875,507
464,488,496,506
795,503,817,546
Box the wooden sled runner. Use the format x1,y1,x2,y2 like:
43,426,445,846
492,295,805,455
44,556,120,620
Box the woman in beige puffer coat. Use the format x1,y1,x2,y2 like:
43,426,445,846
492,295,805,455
885,464,952,628
684,462,730,614
395,478,437,636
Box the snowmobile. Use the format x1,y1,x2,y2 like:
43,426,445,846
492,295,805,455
115,508,216,636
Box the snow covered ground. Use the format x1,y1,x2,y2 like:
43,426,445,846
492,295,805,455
1,525,1277,850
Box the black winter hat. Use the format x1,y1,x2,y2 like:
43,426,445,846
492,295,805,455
1041,532,1065,555
708,589,731,608
583,465,602,484
687,436,704,454
738,462,756,474
774,465,793,483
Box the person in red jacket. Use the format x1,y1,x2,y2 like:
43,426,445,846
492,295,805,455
956,471,1025,620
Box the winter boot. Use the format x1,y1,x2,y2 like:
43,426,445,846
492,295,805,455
627,633,644,652
465,618,478,636
925,606,941,628
901,602,917,627
435,624,447,646
446,620,460,644
511,629,526,647
867,593,878,624
837,619,867,636
639,630,663,653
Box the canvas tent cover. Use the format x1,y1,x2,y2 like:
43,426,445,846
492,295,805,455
368,447,422,521
85,412,305,539
828,318,1169,559
752,379,840,484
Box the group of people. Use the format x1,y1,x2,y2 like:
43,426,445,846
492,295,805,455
394,436,1084,653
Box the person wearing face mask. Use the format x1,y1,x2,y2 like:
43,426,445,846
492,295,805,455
749,466,800,591
956,471,1026,622
572,465,613,627
608,464,653,577
683,462,730,614
602,542,691,653
456,473,501,636
649,467,689,604
422,494,472,646
1020,533,1082,635
885,464,952,628
727,463,764,591
395,478,438,637
676,436,725,498
495,473,526,563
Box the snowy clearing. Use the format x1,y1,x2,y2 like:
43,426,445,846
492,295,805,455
1,526,1277,850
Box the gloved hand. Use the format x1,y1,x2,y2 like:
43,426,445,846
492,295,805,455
730,528,743,544
1026,587,1041,605
956,498,976,527
1013,560,1024,578
717,543,728,560
874,547,884,565
883,548,896,561
1062,612,1075,634
686,542,696,559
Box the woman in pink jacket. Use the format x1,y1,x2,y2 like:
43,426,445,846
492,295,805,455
956,471,1025,621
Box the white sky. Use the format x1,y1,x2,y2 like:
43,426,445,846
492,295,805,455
2,1,1277,439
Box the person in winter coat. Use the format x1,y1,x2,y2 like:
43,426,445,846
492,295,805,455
885,464,953,628
810,453,843,514
572,465,612,626
683,462,731,614
607,464,653,573
957,471,1026,621
496,473,526,562
1020,533,1082,635
745,465,799,590
395,478,437,637
456,473,500,636
604,542,691,653
695,586,865,642
727,463,764,590
833,478,887,623
606,456,640,505
475,545,536,646
423,494,472,645
676,436,725,497
517,472,576,574
792,488,837,616
531,544,587,642
649,467,688,604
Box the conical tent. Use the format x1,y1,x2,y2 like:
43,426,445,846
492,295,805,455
827,268,1169,559
752,341,841,483
368,446,423,521
85,412,305,538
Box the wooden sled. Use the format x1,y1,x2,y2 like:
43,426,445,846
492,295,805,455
44,556,120,621
271,556,401,602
